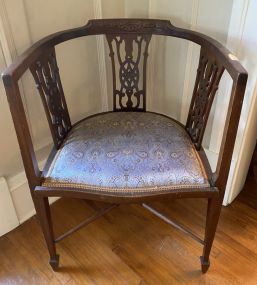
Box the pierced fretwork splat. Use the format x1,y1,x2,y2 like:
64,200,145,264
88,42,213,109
186,48,224,149
30,48,71,148
106,34,152,111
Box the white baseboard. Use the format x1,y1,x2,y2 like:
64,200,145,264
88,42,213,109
9,176,59,224
0,177,19,235
5,158,59,227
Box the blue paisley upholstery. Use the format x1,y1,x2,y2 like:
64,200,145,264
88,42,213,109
43,112,210,194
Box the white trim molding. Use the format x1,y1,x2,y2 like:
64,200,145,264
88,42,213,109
220,0,257,204
180,0,199,124
0,0,16,65
93,0,109,111
0,177,19,235
0,0,36,140
226,77,257,204
5,159,59,226
147,0,156,111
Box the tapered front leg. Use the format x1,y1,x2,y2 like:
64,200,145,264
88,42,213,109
201,196,222,273
34,196,59,270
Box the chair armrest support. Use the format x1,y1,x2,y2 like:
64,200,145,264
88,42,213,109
180,30,248,196
1,27,82,189
164,25,248,195
212,73,248,195
2,80,41,189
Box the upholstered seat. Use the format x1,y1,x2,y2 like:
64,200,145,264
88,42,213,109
43,112,210,195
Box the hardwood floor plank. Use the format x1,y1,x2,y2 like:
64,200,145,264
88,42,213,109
0,235,61,285
1,175,257,285
52,199,143,285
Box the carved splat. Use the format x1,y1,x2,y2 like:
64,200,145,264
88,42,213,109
186,48,224,149
106,34,152,111
30,48,71,148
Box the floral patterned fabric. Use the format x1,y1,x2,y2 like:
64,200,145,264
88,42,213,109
43,112,210,194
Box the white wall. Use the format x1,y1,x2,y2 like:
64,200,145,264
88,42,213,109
0,3,23,178
0,0,256,233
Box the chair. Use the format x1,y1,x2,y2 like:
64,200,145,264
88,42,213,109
2,19,247,273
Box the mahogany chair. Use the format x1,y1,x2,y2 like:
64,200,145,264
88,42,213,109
2,19,247,273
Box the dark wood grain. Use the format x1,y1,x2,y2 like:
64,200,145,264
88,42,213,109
106,34,151,111
30,47,71,148
1,18,248,273
186,47,224,149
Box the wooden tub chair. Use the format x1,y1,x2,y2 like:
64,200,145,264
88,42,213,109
2,19,247,273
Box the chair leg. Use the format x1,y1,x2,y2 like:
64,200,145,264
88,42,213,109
200,196,222,273
34,196,59,270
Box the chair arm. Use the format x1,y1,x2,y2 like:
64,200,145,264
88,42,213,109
1,26,87,189
173,27,248,195
2,42,74,188
185,30,248,195
1,19,108,190
2,80,41,189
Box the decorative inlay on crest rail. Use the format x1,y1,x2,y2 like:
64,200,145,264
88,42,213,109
89,19,173,34
186,48,224,150
30,48,71,148
106,34,152,111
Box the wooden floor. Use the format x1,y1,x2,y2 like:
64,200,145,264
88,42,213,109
1,173,257,284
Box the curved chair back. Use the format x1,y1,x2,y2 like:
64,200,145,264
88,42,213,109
2,19,247,194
